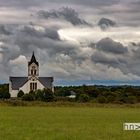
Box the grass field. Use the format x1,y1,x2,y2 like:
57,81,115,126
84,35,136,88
0,106,140,140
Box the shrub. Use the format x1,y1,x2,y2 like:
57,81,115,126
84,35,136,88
35,89,44,101
0,92,3,99
17,90,24,98
107,95,116,103
78,94,89,102
0,92,10,99
97,96,107,103
3,92,10,99
124,96,137,104
22,94,35,101
42,88,55,102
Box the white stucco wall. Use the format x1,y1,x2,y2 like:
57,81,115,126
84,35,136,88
9,81,19,97
20,79,45,94
10,90,19,97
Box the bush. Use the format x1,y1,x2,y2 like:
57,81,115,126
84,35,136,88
124,96,137,104
0,92,10,99
17,90,24,98
22,94,35,101
0,92,3,99
43,88,55,102
77,94,89,102
21,89,54,102
35,89,44,101
97,96,107,103
107,95,116,103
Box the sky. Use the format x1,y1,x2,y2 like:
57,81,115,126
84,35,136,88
0,0,140,85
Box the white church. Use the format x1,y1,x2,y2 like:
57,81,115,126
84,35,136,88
9,52,54,97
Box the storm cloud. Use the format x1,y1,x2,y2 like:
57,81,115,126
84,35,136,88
0,0,140,85
37,7,91,26
96,38,128,54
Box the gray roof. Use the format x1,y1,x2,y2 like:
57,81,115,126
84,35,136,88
39,77,53,88
9,77,28,90
10,77,53,90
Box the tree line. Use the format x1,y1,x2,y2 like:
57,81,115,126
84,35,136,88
0,84,140,104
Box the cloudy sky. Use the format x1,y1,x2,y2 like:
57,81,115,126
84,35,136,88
0,0,140,85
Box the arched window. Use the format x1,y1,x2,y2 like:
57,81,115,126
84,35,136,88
34,70,36,75
31,69,33,75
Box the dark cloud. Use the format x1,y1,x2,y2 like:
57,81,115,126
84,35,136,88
91,51,119,66
97,0,140,27
38,7,92,26
14,26,77,57
90,38,140,78
0,24,82,79
0,23,140,82
0,0,140,82
98,18,116,30
95,38,128,54
19,26,60,40
91,38,128,67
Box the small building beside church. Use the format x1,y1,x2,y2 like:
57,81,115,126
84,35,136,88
9,52,54,97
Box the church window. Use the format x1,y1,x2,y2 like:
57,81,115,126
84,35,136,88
31,69,33,75
35,83,37,90
34,70,36,75
30,83,37,91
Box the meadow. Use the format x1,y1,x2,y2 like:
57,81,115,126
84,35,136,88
0,106,140,140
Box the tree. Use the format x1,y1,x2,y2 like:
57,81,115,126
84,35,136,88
0,86,10,99
2,92,10,99
97,96,107,103
35,89,44,101
124,96,137,104
22,94,35,101
77,94,89,102
17,90,24,97
42,88,55,102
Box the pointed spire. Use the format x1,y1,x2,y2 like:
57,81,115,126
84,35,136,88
28,51,39,66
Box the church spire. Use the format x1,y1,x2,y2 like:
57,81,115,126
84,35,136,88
28,51,39,66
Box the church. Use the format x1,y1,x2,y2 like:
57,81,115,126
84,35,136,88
9,52,54,97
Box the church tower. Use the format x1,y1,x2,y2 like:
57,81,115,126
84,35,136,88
28,52,39,79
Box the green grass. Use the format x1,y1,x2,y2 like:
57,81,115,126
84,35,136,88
0,106,140,140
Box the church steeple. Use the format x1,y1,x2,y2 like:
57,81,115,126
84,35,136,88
28,52,39,77
28,51,39,66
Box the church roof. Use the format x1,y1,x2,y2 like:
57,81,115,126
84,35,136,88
9,77,28,90
28,52,39,66
10,77,53,90
39,77,53,88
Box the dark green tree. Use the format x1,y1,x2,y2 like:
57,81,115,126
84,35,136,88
42,88,55,102
17,90,24,97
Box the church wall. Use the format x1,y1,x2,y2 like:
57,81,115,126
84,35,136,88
20,79,45,94
36,80,45,90
9,81,18,97
20,81,30,93
10,90,19,97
